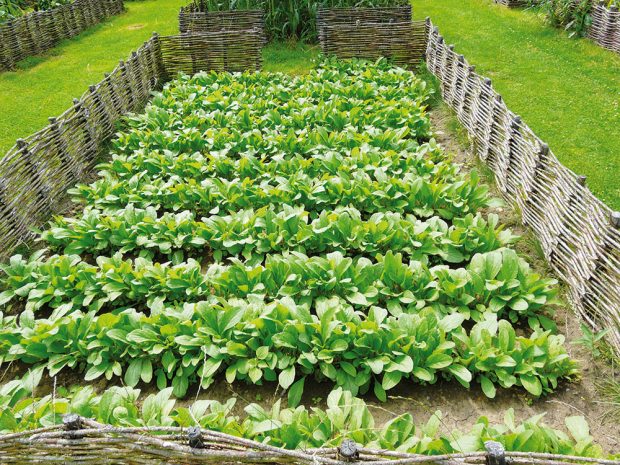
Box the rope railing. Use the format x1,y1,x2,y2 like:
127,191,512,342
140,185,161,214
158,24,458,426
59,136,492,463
0,415,617,465
0,0,125,71
425,19,620,354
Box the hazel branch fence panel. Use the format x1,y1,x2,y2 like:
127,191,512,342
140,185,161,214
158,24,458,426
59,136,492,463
1,415,619,464
589,1,620,54
492,0,529,7
316,6,427,67
160,29,264,75
0,0,125,71
425,20,620,354
178,2,266,44
0,29,263,259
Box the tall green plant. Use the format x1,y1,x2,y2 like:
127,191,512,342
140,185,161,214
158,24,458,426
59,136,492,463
537,0,592,37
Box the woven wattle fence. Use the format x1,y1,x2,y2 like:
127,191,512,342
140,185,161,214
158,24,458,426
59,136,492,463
425,20,620,354
160,30,263,75
0,0,125,71
316,6,427,67
492,0,529,6
178,2,265,44
0,29,263,259
589,1,620,53
0,415,619,465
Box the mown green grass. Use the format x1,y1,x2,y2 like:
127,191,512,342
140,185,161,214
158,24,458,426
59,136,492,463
413,0,620,210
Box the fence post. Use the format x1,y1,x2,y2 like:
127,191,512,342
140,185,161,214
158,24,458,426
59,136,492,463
485,441,506,465
501,115,522,197
118,60,136,112
187,426,204,449
72,98,98,165
62,414,82,440
485,93,504,170
451,54,465,112
151,32,165,84
88,84,113,137
458,64,476,131
548,174,587,273
339,439,359,461
103,72,122,120
521,142,549,227
133,50,149,106
442,44,455,103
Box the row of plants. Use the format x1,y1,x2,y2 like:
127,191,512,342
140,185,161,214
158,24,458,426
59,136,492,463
40,205,517,264
68,68,492,221
0,248,558,326
1,370,600,458
70,167,490,221
0,0,71,23
192,0,410,42
0,293,576,399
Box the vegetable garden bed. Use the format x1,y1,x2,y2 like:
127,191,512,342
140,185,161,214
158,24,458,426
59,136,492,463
3,54,618,455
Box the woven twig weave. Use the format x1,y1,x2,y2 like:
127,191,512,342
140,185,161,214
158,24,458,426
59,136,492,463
589,1,620,54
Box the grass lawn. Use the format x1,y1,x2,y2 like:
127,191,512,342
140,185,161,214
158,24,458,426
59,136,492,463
413,0,620,210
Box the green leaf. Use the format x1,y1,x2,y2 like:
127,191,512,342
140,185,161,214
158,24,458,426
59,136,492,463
278,366,295,390
287,377,305,407
520,375,542,397
480,375,496,398
124,359,143,387
374,381,387,402
382,371,402,390
447,365,472,387
565,416,590,442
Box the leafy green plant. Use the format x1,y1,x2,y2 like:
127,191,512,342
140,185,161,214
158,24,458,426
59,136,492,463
0,0,71,22
572,323,610,358
537,0,593,37
0,292,576,398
